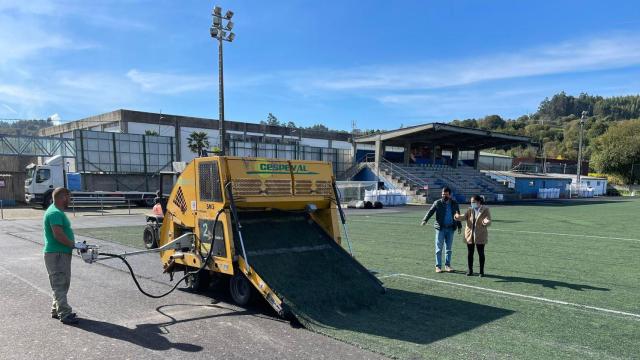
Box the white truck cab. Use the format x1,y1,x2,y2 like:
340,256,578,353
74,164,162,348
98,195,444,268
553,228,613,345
25,156,67,207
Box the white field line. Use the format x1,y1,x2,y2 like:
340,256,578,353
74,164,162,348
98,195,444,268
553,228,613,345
377,273,402,279
382,273,640,320
349,218,640,243
490,229,640,243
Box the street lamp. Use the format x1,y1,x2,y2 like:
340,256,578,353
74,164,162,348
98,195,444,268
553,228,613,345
211,5,235,156
576,111,587,196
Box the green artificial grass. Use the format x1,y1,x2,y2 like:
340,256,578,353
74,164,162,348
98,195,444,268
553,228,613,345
72,199,640,359
76,226,146,249
339,198,640,359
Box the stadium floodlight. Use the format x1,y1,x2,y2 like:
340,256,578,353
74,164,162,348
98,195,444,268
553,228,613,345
210,6,235,155
576,111,587,196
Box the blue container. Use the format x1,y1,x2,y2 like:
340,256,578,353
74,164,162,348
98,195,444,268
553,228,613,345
67,173,82,191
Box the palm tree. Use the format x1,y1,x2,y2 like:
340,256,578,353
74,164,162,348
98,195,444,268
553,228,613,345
187,131,210,156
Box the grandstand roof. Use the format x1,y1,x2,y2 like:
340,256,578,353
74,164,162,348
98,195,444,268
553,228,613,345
355,123,532,150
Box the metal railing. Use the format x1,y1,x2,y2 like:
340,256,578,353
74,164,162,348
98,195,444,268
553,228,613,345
361,154,429,190
70,197,141,217
339,161,367,181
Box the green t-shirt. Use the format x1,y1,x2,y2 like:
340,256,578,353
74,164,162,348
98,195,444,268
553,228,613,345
43,204,74,254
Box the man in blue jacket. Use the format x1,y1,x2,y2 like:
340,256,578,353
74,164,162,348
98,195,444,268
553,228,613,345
421,187,462,273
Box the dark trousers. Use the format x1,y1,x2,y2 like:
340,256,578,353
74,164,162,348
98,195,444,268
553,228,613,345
466,243,485,274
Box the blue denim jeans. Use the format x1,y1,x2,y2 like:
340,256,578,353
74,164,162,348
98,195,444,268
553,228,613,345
435,228,455,268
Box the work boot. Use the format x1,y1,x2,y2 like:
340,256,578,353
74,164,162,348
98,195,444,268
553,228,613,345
60,313,79,325
435,267,442,273
52,312,76,320
466,270,474,276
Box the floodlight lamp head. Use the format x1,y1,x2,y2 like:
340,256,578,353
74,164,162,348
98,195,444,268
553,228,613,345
226,32,235,42
225,21,234,31
224,10,234,19
213,6,222,16
213,16,222,27
210,27,218,38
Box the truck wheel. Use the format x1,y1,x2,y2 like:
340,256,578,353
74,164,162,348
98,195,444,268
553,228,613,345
229,272,252,306
42,194,53,209
143,225,158,249
186,271,210,292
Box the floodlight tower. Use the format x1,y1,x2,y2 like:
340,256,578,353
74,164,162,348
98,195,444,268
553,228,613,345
211,5,235,155
576,111,587,196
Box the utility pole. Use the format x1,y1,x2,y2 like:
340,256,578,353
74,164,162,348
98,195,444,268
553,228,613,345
211,5,235,155
576,111,587,196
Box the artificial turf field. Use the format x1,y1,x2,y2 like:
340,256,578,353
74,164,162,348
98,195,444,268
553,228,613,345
337,198,640,359
77,198,640,359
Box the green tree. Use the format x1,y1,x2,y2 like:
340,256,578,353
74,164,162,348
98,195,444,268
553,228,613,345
144,129,159,136
478,115,506,130
590,119,640,183
307,124,329,132
266,113,280,126
187,131,210,156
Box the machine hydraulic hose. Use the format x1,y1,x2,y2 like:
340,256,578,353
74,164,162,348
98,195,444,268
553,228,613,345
80,208,225,299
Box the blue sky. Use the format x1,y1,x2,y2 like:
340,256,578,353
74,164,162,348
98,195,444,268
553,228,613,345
1,0,640,130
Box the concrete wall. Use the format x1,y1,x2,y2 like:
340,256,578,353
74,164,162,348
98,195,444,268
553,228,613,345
128,122,175,137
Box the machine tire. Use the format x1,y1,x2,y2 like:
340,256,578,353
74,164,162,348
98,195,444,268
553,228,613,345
229,272,253,306
143,224,158,249
186,270,211,292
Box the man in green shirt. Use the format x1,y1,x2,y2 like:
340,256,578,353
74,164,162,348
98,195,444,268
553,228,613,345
43,187,85,325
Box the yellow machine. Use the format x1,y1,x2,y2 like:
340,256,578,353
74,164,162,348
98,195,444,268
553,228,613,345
155,156,378,316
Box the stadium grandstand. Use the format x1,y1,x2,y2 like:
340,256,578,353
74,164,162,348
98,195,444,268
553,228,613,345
347,123,533,203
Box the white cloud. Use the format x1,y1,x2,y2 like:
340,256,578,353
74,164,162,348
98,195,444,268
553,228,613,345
48,113,61,125
0,15,75,64
1,103,17,114
127,69,214,94
292,33,640,92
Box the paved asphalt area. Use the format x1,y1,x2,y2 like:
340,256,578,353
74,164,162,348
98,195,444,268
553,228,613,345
0,214,385,360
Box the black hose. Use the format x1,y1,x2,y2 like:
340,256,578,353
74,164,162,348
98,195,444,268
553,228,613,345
100,208,225,299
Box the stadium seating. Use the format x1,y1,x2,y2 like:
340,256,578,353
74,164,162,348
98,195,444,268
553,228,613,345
376,163,519,203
